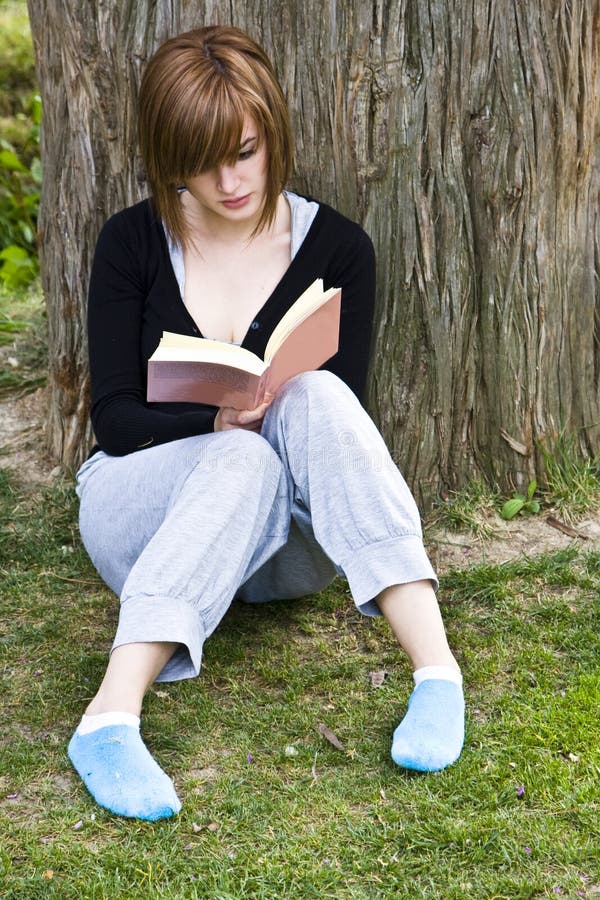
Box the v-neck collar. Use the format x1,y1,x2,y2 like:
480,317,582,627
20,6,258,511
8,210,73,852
161,198,324,349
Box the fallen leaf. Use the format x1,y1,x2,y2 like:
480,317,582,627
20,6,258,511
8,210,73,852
311,752,318,780
153,690,169,699
42,870,54,880
284,745,298,757
545,515,589,540
317,723,345,750
567,752,580,763
368,670,388,687
192,822,202,833
207,822,220,832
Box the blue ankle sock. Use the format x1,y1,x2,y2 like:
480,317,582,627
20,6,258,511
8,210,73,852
68,724,181,820
391,679,465,772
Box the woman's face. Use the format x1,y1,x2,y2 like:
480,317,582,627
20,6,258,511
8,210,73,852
184,118,269,227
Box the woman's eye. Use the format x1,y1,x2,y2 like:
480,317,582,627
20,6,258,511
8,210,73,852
239,148,256,161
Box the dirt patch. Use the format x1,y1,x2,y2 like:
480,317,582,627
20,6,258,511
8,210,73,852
0,387,57,485
427,511,600,574
1,389,599,569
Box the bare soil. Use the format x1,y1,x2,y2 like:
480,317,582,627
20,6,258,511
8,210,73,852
0,387,57,485
426,512,600,573
1,388,599,572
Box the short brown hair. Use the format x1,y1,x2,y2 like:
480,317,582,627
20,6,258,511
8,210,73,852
138,26,293,245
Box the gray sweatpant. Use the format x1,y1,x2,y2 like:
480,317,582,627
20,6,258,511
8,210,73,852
76,371,437,682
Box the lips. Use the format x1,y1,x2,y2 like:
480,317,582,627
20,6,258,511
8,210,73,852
221,194,251,209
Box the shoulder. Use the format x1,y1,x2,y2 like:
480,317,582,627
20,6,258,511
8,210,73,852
304,195,373,255
90,198,169,296
93,198,166,274
311,200,375,279
286,193,375,289
98,198,160,243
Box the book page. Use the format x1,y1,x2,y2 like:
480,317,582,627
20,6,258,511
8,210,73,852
264,279,339,362
152,333,266,376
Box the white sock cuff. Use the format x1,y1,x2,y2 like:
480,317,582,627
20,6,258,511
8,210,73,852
77,712,141,736
413,665,463,687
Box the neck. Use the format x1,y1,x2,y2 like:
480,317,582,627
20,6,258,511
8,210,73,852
182,192,279,247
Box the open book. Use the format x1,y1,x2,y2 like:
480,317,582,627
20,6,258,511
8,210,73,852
147,278,341,409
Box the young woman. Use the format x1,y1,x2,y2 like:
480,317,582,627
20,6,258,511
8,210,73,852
69,25,465,821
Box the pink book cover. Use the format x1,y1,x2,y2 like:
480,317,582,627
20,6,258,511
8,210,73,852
147,289,341,409
147,360,261,408
259,289,341,400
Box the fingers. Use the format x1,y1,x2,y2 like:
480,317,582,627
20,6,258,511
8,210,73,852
235,401,270,425
214,399,272,432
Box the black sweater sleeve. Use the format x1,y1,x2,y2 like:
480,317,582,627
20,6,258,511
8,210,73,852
87,210,216,456
321,224,375,402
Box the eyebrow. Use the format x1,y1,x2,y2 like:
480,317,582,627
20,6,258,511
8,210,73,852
240,135,257,147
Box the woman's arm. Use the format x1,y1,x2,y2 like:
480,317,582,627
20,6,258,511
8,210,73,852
88,211,217,456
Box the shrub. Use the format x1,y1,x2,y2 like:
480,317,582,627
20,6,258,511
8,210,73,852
0,93,41,289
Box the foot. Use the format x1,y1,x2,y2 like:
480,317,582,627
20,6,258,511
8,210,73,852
68,724,181,820
391,679,465,772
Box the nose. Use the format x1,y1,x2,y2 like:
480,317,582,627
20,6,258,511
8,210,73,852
216,164,240,194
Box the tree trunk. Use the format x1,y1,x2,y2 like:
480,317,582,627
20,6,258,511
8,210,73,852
27,0,182,468
29,0,600,508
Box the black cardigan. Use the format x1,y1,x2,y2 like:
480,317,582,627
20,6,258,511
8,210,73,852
87,196,375,456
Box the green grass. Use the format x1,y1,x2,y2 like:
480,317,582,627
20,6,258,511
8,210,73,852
431,455,600,539
540,433,600,523
1,470,598,899
429,480,500,538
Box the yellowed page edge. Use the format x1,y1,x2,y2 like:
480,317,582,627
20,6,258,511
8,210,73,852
151,336,266,376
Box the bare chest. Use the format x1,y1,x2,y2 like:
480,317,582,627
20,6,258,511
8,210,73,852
183,240,291,344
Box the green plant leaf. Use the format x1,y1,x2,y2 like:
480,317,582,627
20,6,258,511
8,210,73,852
0,244,29,261
22,192,40,210
30,94,42,125
527,479,537,500
0,258,37,289
19,222,33,244
29,157,42,184
501,497,525,520
0,148,28,173
527,500,541,514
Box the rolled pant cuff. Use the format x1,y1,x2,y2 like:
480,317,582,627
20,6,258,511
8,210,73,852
341,534,439,616
113,595,205,682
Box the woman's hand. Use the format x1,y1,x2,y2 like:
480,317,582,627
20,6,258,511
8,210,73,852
214,398,272,433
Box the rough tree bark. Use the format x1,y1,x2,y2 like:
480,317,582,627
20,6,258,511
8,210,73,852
27,1,180,468
28,1,600,508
